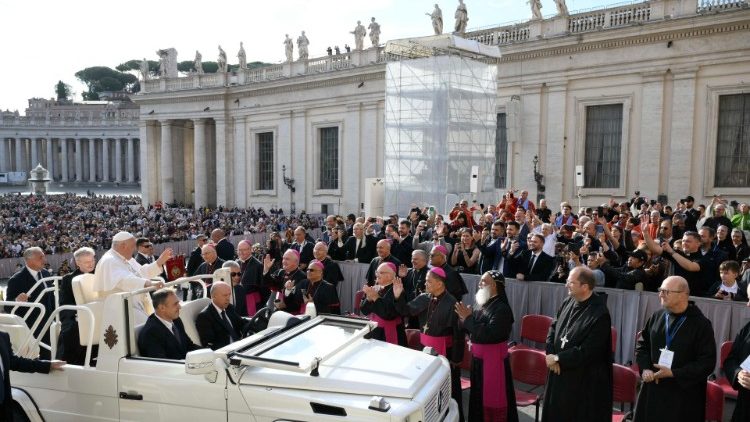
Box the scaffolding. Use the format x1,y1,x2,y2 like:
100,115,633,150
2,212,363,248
384,53,497,215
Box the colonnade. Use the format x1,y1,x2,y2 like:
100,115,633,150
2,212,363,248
0,137,140,183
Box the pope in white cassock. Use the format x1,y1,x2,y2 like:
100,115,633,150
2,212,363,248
94,231,173,324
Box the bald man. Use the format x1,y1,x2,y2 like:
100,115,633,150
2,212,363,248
312,242,344,286
196,281,248,350
364,239,402,286
262,249,306,311
360,263,407,346
633,276,716,422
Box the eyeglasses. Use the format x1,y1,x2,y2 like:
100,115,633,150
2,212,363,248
143,244,153,248
657,288,684,296
230,272,241,277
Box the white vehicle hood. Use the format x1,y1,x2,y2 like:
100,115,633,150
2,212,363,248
238,338,445,399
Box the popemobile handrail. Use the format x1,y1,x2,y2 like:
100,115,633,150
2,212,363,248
0,301,46,357
9,276,63,325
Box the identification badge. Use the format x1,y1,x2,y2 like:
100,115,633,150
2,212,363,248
658,348,674,369
741,354,750,372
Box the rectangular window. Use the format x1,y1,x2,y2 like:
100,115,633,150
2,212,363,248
319,127,339,190
583,104,623,188
257,132,274,190
715,94,750,187
495,113,508,189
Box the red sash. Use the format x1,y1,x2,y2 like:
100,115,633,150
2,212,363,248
419,333,453,357
369,314,400,344
245,291,261,316
471,342,509,411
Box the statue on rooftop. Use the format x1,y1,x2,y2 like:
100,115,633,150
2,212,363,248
454,0,468,35
140,58,150,81
297,31,309,60
218,45,228,72
156,48,178,78
555,0,569,16
368,17,381,47
238,42,247,69
284,34,293,63
426,4,443,35
351,21,366,51
194,50,204,74
530,0,543,20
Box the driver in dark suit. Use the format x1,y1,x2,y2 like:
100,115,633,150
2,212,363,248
138,289,199,360
196,281,248,350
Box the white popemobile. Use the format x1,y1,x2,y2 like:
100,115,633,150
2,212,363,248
0,271,458,421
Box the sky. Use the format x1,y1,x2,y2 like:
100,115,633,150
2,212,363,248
0,0,622,113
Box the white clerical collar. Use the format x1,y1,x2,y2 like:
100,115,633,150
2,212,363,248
155,313,174,331
719,283,739,294
26,266,40,280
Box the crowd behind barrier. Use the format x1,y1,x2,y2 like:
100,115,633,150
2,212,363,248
336,261,750,372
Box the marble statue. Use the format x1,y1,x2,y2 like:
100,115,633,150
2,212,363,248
297,31,309,60
156,48,178,78
284,34,293,63
194,50,204,74
217,45,228,72
334,46,341,55
426,4,443,35
555,0,569,16
157,51,167,77
238,42,247,69
140,58,150,81
454,0,469,34
530,0,543,20
351,21,366,51
368,17,381,47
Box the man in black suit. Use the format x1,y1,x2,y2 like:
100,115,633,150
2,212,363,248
344,222,377,263
138,289,200,360
289,227,314,270
134,238,155,265
58,247,97,365
211,228,235,261
237,240,266,315
5,247,54,358
186,235,208,276
390,221,414,267
196,281,248,350
192,244,225,299
0,331,65,420
428,244,468,301
365,239,402,286
312,242,344,287
509,233,555,282
344,213,356,239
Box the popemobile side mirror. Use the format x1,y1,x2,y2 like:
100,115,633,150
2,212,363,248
185,349,218,383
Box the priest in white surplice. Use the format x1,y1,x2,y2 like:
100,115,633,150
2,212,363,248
94,231,173,324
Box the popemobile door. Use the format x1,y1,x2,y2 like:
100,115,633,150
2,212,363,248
118,356,227,421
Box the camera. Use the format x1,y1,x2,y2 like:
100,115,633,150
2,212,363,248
634,191,640,196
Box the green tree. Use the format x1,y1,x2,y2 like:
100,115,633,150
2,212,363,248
54,80,72,101
75,66,138,99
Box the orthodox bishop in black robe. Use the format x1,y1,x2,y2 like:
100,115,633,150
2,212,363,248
542,291,612,422
292,278,341,315
724,320,750,422
633,302,716,422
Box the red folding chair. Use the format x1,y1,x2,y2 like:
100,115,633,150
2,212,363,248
509,348,548,422
715,341,737,399
611,364,638,421
353,290,365,315
510,314,553,351
628,330,643,375
405,329,421,351
705,380,724,422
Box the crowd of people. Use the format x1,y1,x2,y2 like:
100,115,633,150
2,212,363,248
3,188,750,421
0,193,321,259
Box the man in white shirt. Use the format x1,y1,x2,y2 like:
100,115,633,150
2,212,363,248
94,231,171,325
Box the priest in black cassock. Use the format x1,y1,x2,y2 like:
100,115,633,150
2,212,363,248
312,242,344,287
724,301,750,422
455,270,518,422
633,276,716,422
393,266,465,422
360,262,407,346
542,266,612,422
428,245,468,301
397,250,429,329
261,250,306,313
290,259,341,315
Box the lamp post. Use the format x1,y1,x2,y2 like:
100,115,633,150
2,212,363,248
282,164,296,215
533,155,546,202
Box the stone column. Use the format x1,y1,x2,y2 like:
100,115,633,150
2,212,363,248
102,138,109,182
215,118,228,206
30,138,39,167
127,138,135,182
160,121,174,203
544,83,568,204
139,123,150,206
233,116,247,208
667,69,697,202
60,139,68,182
45,138,54,177
193,119,207,208
115,138,123,182
0,138,7,172
15,138,23,172
639,71,666,196
88,139,97,182
344,104,362,213
278,112,292,210
75,138,83,181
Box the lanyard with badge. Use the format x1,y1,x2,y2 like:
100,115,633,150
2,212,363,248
658,313,686,369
